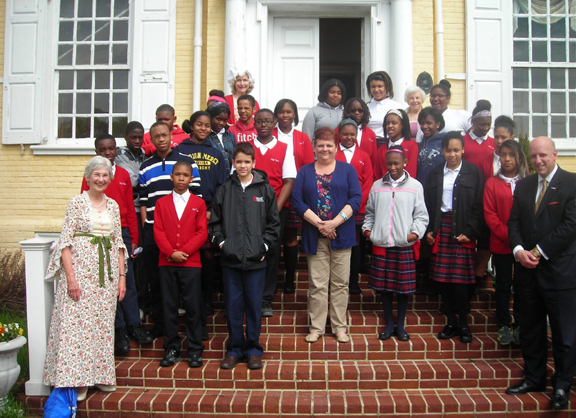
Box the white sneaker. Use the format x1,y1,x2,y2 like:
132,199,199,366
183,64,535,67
95,384,116,392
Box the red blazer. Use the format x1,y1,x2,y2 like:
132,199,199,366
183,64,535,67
142,124,190,157
335,126,378,167
335,146,374,214
225,95,260,126
81,165,138,245
462,134,496,169
373,139,418,180
229,119,258,143
483,175,514,254
272,128,315,170
153,193,208,268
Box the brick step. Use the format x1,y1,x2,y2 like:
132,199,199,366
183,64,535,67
24,386,575,417
119,326,526,362
112,358,526,390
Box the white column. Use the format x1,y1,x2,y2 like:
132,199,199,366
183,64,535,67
224,0,247,94
192,0,203,111
390,0,414,102
20,237,56,396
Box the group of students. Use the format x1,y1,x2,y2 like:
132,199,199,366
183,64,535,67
94,67,528,372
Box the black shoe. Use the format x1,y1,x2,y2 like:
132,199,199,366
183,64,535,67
438,325,458,339
459,327,472,343
284,282,295,294
349,286,362,295
128,324,153,344
189,354,203,368
505,380,546,395
262,302,273,317
202,327,209,341
205,300,214,316
160,348,181,367
148,327,164,340
551,388,569,410
114,327,131,353
396,331,410,342
378,331,395,341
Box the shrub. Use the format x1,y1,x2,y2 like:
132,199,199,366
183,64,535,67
0,250,25,312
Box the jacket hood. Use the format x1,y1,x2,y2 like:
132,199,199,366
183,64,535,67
230,168,269,186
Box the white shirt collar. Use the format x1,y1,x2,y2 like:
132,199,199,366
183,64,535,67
539,164,559,184
499,174,519,184
253,136,278,150
444,161,463,174
470,131,488,142
172,189,191,203
339,144,355,153
389,138,404,148
390,172,406,186
277,127,294,141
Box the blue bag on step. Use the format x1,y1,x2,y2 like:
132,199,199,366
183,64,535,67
43,387,77,418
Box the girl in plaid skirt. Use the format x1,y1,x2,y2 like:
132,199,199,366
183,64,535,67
363,146,428,341
424,132,484,344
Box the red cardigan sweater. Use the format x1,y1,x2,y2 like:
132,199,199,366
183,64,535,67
483,175,514,254
81,165,138,245
142,124,190,157
462,134,496,169
153,193,208,268
272,128,315,170
373,139,418,180
335,126,378,167
335,146,374,214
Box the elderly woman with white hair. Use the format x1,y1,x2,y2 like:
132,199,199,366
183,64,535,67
225,67,260,125
404,86,426,141
43,156,127,401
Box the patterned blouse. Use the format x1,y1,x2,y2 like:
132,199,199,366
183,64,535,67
316,173,333,222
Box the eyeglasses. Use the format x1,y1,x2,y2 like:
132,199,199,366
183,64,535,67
254,119,275,125
151,132,170,140
349,108,364,113
430,94,447,99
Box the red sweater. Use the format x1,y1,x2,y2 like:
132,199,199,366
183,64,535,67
81,165,138,245
229,119,258,143
142,124,190,157
335,126,378,167
462,134,496,169
249,139,289,199
272,128,315,170
153,193,208,268
335,146,374,214
478,153,497,183
373,139,418,180
483,175,514,254
225,95,260,126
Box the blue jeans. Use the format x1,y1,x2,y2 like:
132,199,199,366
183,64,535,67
223,267,265,358
115,227,141,328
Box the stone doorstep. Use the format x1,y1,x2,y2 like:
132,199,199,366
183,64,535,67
23,386,575,416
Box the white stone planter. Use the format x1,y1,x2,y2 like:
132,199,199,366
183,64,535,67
0,336,27,408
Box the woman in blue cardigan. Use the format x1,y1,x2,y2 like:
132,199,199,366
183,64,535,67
293,127,362,344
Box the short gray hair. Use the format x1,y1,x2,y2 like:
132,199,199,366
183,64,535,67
227,67,256,94
404,86,426,104
84,156,113,181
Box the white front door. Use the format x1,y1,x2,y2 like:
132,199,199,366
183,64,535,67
271,18,320,129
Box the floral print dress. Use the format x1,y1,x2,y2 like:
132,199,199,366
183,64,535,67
43,192,126,388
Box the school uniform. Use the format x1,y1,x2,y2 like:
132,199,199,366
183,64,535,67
335,125,378,167
366,98,404,146
229,118,257,143
462,133,496,169
373,138,419,180
142,124,190,157
153,191,208,357
335,144,373,224
363,171,428,294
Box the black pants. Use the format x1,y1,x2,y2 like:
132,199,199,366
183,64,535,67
143,224,162,331
159,266,204,356
263,207,286,304
516,271,576,392
492,253,519,327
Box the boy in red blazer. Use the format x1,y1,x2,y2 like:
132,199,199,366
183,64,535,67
153,161,208,368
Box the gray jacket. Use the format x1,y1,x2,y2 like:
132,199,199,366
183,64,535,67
301,102,343,140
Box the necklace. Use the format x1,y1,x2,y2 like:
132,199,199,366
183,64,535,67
91,197,106,209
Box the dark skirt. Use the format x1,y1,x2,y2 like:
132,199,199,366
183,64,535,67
368,246,416,294
285,198,302,229
355,213,365,226
430,213,476,284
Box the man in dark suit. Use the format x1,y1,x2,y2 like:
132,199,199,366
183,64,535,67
506,136,576,410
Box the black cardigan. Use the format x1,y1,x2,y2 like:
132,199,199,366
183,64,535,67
424,159,484,240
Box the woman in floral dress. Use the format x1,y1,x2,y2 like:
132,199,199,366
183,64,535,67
43,156,127,401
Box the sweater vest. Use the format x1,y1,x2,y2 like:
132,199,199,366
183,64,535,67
251,140,288,199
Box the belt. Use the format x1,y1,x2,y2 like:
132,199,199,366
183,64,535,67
74,234,113,287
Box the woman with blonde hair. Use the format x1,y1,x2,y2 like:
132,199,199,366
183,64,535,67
225,67,260,125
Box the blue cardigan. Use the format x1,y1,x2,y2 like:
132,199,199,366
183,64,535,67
293,160,362,255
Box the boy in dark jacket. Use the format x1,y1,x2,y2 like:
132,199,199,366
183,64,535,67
209,142,281,370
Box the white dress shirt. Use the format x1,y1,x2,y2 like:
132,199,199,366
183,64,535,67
367,97,404,139
441,162,462,212
470,130,488,145
253,136,297,179
276,127,295,156
172,190,191,220
339,144,356,163
498,173,520,195
388,138,404,148
491,152,501,177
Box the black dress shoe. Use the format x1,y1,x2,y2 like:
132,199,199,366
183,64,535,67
459,327,472,343
128,324,153,344
247,355,263,370
551,388,569,410
505,380,546,395
349,286,362,296
438,325,459,339
160,348,181,367
188,354,203,368
220,355,239,370
396,332,410,342
378,331,395,341
114,327,131,353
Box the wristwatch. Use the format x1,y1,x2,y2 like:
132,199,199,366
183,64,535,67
531,247,542,259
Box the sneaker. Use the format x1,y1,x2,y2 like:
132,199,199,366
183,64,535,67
498,325,514,345
262,302,273,317
128,323,153,344
512,326,520,345
114,327,131,353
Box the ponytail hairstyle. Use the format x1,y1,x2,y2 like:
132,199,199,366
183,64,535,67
182,111,212,134
430,79,452,99
471,99,492,121
494,115,515,137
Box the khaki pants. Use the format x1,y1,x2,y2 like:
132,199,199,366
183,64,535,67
307,238,351,334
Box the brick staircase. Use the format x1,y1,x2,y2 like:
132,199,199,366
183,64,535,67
24,252,574,416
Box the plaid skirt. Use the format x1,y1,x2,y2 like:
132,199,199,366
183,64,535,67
355,213,365,226
368,246,416,294
430,213,476,284
285,198,302,229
